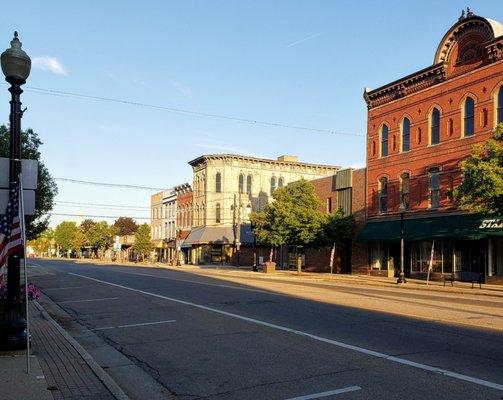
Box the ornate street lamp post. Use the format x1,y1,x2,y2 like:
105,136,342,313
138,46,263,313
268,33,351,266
1,32,31,348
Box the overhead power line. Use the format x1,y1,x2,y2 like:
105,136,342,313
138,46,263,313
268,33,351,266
55,200,150,210
20,84,365,138
48,212,151,220
55,177,164,191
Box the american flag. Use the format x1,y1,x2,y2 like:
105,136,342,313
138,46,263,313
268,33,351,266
0,183,24,286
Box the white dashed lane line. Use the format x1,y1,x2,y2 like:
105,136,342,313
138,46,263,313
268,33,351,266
59,297,119,304
285,386,362,400
93,320,177,331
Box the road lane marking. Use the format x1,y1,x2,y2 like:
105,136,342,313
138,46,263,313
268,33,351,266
285,386,362,400
93,320,176,331
68,272,503,392
59,297,119,304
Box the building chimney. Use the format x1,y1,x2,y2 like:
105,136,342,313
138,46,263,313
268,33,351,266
277,155,299,163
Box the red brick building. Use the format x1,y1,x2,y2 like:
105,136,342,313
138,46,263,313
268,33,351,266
358,11,503,282
287,168,367,273
174,183,193,264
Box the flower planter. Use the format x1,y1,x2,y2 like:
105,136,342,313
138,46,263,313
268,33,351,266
263,261,276,274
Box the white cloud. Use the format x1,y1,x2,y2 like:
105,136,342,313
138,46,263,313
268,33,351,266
171,80,193,98
286,32,322,48
32,56,67,75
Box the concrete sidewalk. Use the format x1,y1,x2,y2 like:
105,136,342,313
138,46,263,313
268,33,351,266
0,350,52,400
1,300,127,400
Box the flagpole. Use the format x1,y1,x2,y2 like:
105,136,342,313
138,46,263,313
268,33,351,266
19,173,30,374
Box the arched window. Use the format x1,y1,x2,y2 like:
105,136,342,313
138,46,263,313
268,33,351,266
498,87,503,124
431,108,440,144
278,177,284,188
246,175,252,194
379,177,388,214
464,97,475,136
402,118,410,152
381,125,389,157
428,167,440,209
215,172,221,193
215,203,221,223
400,172,410,210
270,177,277,195
238,174,244,193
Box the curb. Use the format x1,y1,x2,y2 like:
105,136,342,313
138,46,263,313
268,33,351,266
33,301,130,400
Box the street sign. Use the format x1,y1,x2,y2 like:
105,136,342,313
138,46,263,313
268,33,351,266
0,157,38,215
0,158,38,189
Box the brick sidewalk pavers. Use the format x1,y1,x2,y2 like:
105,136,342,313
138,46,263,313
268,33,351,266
30,303,115,400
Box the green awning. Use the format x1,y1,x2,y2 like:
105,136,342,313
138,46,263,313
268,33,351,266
357,214,503,242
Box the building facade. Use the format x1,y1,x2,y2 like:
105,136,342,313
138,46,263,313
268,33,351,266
298,168,367,273
150,191,166,261
163,189,177,262
174,183,193,264
359,12,503,282
185,154,340,264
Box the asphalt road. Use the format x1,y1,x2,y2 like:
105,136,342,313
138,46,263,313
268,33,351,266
28,259,503,400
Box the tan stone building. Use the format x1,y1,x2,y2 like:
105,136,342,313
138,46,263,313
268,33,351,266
185,154,340,264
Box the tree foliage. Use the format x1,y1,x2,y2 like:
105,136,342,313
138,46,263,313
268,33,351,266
250,180,326,247
318,210,354,248
54,221,79,253
132,223,153,261
250,180,354,251
113,216,139,236
451,124,503,215
0,125,58,240
29,228,54,255
88,221,117,255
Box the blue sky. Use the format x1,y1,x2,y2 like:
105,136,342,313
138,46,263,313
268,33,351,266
1,1,501,226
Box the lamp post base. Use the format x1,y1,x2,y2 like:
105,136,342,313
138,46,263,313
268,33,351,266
0,315,28,350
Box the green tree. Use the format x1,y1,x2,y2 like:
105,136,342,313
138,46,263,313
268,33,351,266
132,223,154,261
250,179,326,270
54,221,79,256
113,216,139,236
29,228,54,256
318,210,354,248
0,125,58,240
451,124,503,215
79,219,96,247
88,221,117,258
71,229,86,258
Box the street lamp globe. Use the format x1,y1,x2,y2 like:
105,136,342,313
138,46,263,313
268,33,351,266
1,31,31,84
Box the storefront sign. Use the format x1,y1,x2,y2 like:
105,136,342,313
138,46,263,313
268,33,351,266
479,219,503,229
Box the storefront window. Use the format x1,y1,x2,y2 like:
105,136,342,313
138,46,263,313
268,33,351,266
371,242,387,270
411,240,448,273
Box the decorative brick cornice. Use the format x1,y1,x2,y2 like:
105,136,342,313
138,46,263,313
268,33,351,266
364,64,446,110
486,37,503,62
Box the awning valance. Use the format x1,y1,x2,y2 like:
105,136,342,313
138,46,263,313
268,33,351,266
183,225,254,246
357,214,503,242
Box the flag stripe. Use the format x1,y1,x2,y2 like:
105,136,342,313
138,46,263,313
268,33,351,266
0,182,24,285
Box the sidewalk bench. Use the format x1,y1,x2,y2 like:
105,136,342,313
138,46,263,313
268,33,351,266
442,272,483,288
